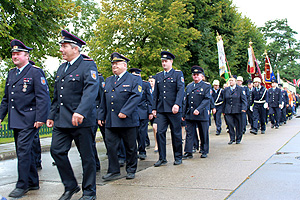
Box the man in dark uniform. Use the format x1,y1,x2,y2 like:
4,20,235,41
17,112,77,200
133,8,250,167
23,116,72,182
211,80,223,135
246,80,254,130
250,77,268,135
223,75,247,144
129,68,153,160
47,30,99,200
98,52,142,181
267,80,282,129
152,51,185,167
182,66,211,159
0,39,50,198
279,83,288,125
237,76,248,134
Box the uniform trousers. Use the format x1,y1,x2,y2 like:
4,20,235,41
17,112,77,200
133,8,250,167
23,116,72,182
137,119,149,155
105,127,138,174
253,104,266,131
32,131,42,168
280,107,287,123
246,108,254,129
14,128,39,189
269,107,281,127
242,112,247,133
93,124,101,170
225,113,243,142
213,107,223,133
50,127,96,196
156,112,182,161
184,120,209,154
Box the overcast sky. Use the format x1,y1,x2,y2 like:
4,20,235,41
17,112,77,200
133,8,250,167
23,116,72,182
232,0,300,41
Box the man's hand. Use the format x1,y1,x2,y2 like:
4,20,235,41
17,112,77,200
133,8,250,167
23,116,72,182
182,117,185,121
118,112,127,118
152,110,157,117
212,108,216,115
72,113,84,126
193,109,200,115
242,110,246,112
172,104,179,114
34,121,45,129
149,114,153,120
98,120,105,126
46,119,54,128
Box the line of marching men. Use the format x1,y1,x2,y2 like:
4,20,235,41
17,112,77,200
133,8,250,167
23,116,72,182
0,30,297,200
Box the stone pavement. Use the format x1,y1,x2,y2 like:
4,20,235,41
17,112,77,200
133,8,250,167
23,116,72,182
0,113,300,200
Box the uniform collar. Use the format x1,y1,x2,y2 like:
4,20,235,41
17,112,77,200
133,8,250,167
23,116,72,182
17,62,29,73
69,54,81,65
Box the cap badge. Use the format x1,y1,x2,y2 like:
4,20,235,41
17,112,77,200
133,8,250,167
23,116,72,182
194,69,198,72
13,46,18,49
163,55,167,58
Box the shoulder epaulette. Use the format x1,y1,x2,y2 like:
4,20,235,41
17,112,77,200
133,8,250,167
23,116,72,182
156,71,163,75
83,58,93,61
204,81,211,85
175,70,181,72
187,82,193,86
32,65,40,69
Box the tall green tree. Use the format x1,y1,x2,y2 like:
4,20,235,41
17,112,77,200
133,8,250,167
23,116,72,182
0,0,79,62
90,0,201,79
183,0,265,84
259,18,300,81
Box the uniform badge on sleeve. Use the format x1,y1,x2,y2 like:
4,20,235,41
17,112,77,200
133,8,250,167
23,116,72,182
181,77,184,83
41,77,46,85
102,82,105,88
91,70,97,80
138,85,142,92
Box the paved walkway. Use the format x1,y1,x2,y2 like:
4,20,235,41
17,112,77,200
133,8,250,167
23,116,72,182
0,112,300,200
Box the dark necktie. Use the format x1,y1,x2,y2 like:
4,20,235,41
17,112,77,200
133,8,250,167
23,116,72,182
115,75,119,84
65,62,70,72
16,69,20,76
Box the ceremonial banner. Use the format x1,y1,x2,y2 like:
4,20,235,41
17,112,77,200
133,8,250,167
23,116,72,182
247,41,265,86
217,34,230,82
264,52,275,89
277,70,281,84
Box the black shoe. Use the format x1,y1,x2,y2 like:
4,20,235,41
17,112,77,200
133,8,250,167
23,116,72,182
28,185,40,191
216,132,220,135
154,159,167,167
192,148,196,153
284,121,287,124
199,149,204,154
271,124,274,128
96,166,101,172
79,195,96,200
138,154,147,160
126,173,135,179
58,186,80,200
36,164,42,170
52,161,56,166
250,130,257,135
200,154,207,158
182,152,193,160
261,131,265,134
119,159,125,167
173,159,182,165
275,126,279,129
236,141,241,144
8,188,28,198
228,141,234,145
145,143,150,149
102,173,121,181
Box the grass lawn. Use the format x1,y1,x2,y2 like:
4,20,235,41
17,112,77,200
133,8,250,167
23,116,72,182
0,134,52,144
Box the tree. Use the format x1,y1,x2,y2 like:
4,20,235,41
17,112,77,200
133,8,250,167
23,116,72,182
259,18,300,82
0,0,79,62
89,0,201,79
183,0,266,84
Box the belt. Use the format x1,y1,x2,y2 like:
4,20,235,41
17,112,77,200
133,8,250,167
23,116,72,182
254,100,266,103
215,101,223,106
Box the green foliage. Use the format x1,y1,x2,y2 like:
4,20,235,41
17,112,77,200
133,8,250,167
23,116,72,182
90,0,200,80
183,0,266,85
259,19,300,85
0,0,79,62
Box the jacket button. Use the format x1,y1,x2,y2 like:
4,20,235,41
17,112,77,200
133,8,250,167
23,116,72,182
164,97,166,99
112,109,114,111
11,99,14,101
13,85,15,88
62,79,64,82
11,92,14,94
61,87,63,90
12,106,14,109
164,91,166,93
60,95,62,97
112,89,114,92
30,108,33,111
72,78,75,81
61,103,63,106
111,102,114,104
111,96,113,98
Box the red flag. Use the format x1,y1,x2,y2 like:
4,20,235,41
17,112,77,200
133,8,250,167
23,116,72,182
247,41,264,86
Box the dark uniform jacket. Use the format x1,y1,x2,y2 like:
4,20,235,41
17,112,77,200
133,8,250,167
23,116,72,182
48,55,99,128
0,63,50,129
212,88,224,110
183,81,211,121
267,87,282,107
152,68,185,113
137,81,153,120
251,86,269,106
247,88,254,108
98,72,142,128
223,85,247,114
95,74,105,120
281,89,289,106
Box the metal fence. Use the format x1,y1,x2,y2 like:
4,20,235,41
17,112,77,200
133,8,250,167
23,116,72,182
0,124,52,138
